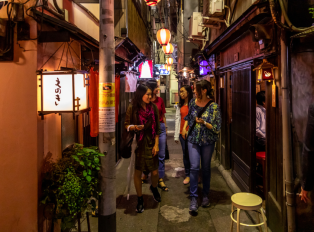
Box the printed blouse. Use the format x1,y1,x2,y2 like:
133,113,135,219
184,99,222,146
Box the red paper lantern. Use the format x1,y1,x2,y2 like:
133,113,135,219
167,57,173,65
156,28,171,46
144,0,160,6
162,43,174,55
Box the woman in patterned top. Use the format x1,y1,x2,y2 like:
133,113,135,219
182,80,221,213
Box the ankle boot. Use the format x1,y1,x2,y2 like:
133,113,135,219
150,185,161,202
136,196,144,213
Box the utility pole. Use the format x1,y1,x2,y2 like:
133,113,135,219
98,0,116,231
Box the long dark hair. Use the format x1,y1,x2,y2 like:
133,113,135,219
146,79,158,93
179,85,193,107
195,80,214,100
132,84,150,111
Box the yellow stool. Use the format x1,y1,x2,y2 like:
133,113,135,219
230,193,267,232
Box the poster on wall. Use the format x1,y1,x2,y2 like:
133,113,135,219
99,83,115,132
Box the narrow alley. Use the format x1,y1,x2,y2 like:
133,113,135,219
77,109,262,232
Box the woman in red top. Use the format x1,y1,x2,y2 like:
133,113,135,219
174,85,193,184
143,80,169,191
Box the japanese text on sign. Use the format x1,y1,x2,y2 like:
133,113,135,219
99,83,115,132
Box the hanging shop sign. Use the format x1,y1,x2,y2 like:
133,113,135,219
99,83,115,132
139,60,153,78
37,70,89,119
253,59,277,81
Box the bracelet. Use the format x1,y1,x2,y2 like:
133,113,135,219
127,125,134,132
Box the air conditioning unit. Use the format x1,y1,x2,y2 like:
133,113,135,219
209,0,225,17
188,12,203,40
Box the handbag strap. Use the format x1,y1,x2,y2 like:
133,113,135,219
186,100,214,140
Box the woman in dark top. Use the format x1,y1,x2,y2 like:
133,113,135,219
182,80,221,213
143,80,169,191
124,85,161,213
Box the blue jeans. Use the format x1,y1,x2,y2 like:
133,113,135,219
179,134,190,177
158,123,167,178
188,142,215,198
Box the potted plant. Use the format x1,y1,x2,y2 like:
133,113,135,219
41,143,104,231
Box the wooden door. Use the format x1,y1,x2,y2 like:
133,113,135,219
231,65,256,192
265,82,285,232
220,73,231,169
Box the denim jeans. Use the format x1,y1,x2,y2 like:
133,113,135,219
179,134,190,177
188,142,215,198
158,123,167,178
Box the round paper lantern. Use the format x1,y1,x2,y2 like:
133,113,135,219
144,0,160,6
166,65,171,72
166,57,173,65
162,43,174,55
156,28,171,46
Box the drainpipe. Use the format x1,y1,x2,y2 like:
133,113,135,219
125,0,128,37
98,0,116,231
281,1,296,231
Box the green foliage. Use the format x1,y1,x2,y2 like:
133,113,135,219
41,144,104,230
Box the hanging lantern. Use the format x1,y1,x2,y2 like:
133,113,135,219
166,57,173,65
166,64,171,72
37,70,90,119
156,28,171,46
162,43,174,55
253,59,277,82
144,0,160,6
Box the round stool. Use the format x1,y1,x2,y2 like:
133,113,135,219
230,192,267,232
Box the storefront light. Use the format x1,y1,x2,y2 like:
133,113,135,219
254,59,277,82
37,70,89,119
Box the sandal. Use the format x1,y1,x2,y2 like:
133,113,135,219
158,178,169,191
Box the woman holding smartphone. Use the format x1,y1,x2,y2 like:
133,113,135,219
174,85,193,185
124,84,161,213
182,80,221,213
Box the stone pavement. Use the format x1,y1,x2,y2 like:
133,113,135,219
76,108,263,232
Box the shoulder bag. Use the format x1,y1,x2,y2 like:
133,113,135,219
119,106,135,159
184,100,214,161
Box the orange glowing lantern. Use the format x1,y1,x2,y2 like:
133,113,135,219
145,0,160,6
162,43,174,55
166,64,171,72
166,57,173,65
156,28,171,46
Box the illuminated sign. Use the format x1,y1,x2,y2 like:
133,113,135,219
154,64,170,75
139,61,153,78
38,71,89,118
200,60,210,76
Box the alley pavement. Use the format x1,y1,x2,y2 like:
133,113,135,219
77,108,262,232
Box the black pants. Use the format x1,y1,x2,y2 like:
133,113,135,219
255,136,265,152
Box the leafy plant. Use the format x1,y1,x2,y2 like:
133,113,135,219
41,143,104,230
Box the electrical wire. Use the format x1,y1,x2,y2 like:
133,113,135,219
39,42,65,70
57,42,66,70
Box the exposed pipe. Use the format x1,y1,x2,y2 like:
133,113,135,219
278,0,314,32
203,16,225,22
281,1,296,231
